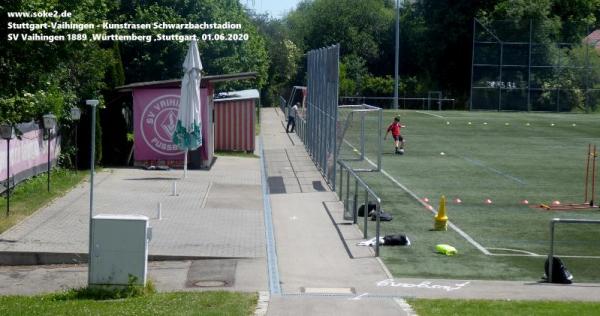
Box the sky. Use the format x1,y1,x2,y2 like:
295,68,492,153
242,0,302,18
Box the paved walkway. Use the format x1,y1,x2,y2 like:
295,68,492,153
0,158,264,258
0,155,269,294
262,108,411,315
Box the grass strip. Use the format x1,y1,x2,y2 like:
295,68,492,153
0,169,87,234
408,298,600,316
0,290,257,316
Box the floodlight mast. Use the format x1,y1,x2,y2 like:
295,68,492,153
393,0,400,110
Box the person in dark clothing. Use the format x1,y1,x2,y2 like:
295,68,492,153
286,103,299,133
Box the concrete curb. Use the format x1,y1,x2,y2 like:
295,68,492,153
0,251,253,266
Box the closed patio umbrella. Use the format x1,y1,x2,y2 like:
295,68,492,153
172,39,203,178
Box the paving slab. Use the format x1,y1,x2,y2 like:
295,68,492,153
0,157,265,259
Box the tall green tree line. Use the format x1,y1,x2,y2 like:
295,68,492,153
258,0,600,108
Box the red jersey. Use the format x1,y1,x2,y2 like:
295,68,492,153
387,122,401,136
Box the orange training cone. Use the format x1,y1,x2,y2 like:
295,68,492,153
434,195,448,231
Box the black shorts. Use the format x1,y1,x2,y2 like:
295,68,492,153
393,135,403,141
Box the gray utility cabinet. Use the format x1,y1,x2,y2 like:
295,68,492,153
89,214,151,287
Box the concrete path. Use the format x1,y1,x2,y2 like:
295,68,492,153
261,108,412,315
0,158,264,258
0,155,268,293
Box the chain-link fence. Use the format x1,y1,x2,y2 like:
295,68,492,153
298,45,340,189
471,19,600,112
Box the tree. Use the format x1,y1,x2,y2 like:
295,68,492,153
117,0,269,90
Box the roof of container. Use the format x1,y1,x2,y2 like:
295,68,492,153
213,89,260,102
115,72,257,91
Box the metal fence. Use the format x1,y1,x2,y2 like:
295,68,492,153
471,19,600,112
278,96,287,118
300,45,340,189
340,96,456,110
338,159,383,256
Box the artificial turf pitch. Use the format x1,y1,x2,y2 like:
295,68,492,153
338,110,600,282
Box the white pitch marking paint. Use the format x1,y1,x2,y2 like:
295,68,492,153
415,111,445,119
486,247,539,256
200,181,213,208
349,292,369,300
377,279,471,292
342,139,491,255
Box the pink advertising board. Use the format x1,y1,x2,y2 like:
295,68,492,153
0,129,60,183
133,88,210,162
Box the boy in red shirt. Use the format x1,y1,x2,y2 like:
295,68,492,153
384,116,405,155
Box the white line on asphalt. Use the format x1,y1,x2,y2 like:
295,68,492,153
200,181,213,208
349,292,369,300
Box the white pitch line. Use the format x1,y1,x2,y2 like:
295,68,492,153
487,253,600,259
342,140,491,255
415,111,445,119
486,247,539,256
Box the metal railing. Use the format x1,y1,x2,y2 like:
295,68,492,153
338,160,382,256
279,96,287,118
548,218,600,282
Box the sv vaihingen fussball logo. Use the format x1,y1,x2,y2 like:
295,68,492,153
140,95,184,156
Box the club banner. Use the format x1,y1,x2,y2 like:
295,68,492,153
0,125,60,187
133,88,208,161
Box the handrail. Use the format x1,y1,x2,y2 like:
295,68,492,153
338,159,383,256
548,218,600,282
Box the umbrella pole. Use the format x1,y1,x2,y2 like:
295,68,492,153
184,149,188,179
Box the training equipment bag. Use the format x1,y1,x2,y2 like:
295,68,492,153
371,211,393,221
358,203,377,217
383,234,410,246
544,256,573,284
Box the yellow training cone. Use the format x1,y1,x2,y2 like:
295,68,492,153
434,195,448,231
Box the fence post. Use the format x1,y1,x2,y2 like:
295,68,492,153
339,162,344,200
375,200,381,257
